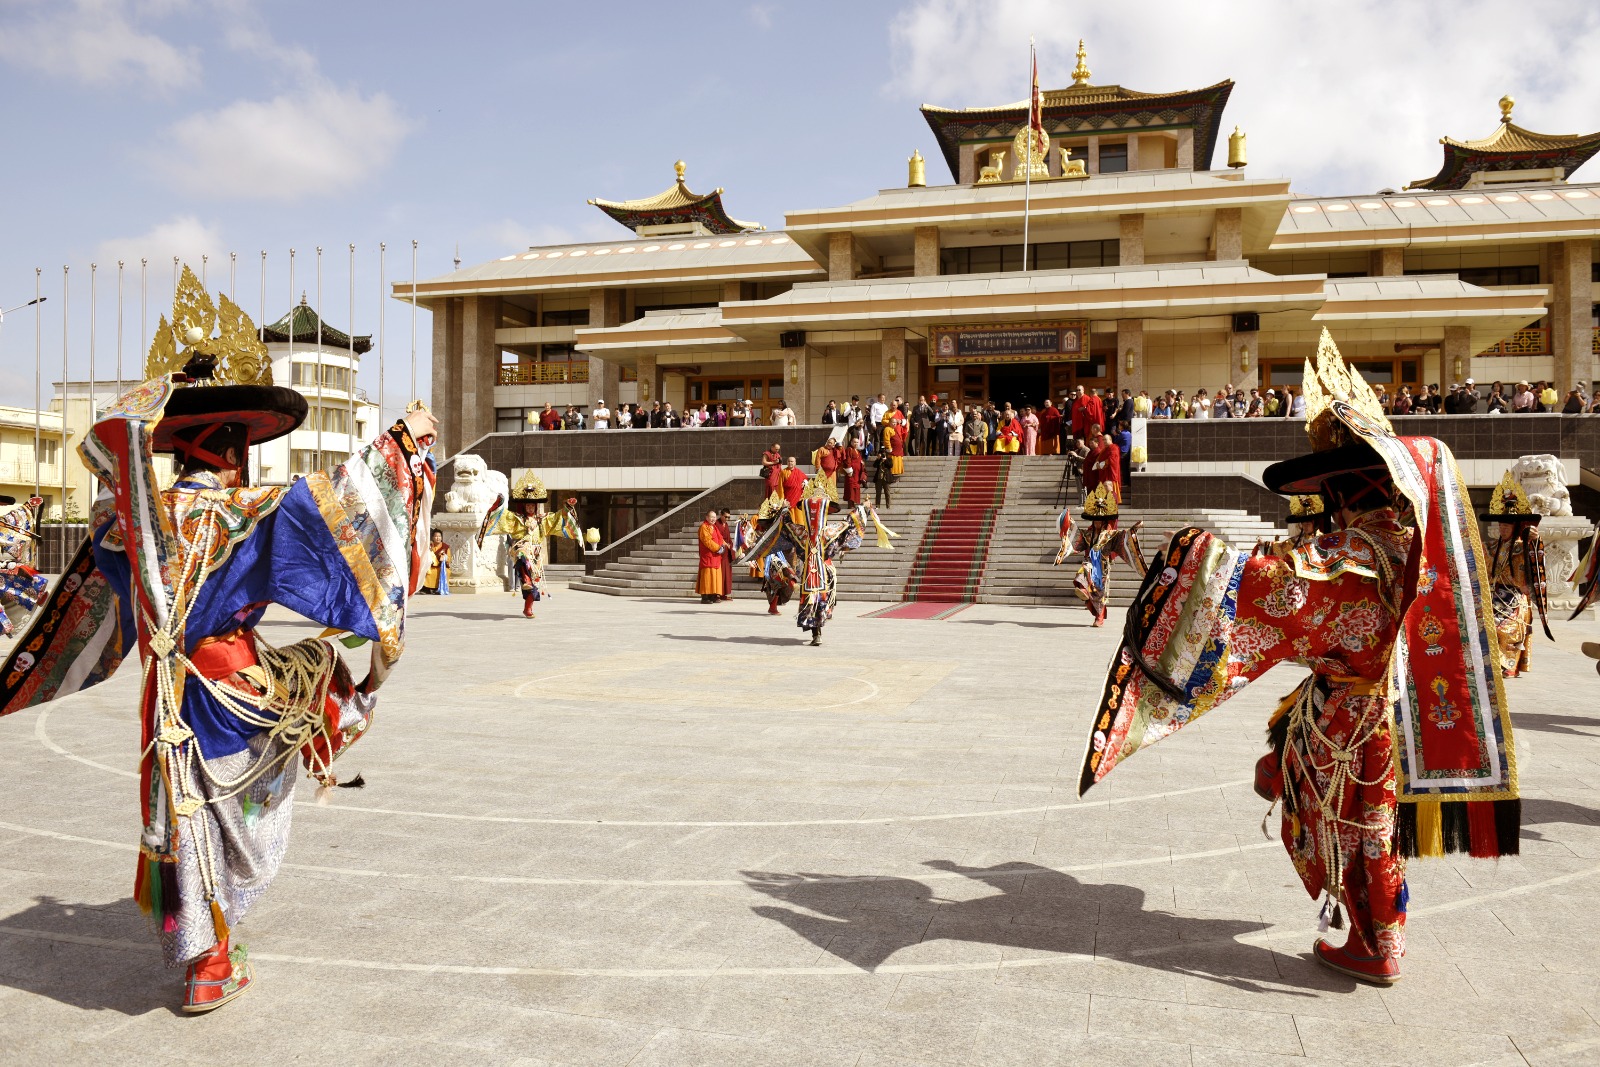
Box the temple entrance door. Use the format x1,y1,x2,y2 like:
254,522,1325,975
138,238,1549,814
987,363,1050,411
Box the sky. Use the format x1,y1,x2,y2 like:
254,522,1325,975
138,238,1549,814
1,0,1598,419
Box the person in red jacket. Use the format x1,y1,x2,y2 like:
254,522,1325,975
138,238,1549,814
1038,399,1063,455
839,440,865,506
761,443,783,497
782,458,808,507
1069,387,1103,449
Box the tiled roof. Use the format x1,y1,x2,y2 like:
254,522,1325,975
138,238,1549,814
1409,120,1600,190
588,163,762,235
1274,183,1600,242
259,299,372,354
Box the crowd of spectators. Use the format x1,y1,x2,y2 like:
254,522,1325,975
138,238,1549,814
533,377,1599,433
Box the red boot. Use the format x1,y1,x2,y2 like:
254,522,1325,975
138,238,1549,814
522,593,536,618
1313,934,1400,986
767,598,779,616
1253,751,1283,802
182,937,253,1013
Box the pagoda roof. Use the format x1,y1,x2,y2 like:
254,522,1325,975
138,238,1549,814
920,78,1234,179
259,296,372,354
1408,98,1600,189
589,161,763,235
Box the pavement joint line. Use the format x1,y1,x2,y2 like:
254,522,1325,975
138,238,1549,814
511,668,882,709
32,707,1253,826
0,816,1279,886
1,861,1594,980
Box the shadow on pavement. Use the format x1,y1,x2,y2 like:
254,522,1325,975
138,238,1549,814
744,860,1338,993
954,618,1081,630
659,633,807,647
0,896,171,1015
1520,797,1600,841
1511,710,1600,737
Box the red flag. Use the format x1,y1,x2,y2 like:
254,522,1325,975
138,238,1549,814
1030,45,1042,136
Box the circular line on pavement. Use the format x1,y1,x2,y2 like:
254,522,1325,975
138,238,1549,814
1,861,1593,979
512,667,880,711
0,816,1279,886
34,707,1251,826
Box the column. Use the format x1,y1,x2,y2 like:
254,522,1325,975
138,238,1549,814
958,144,977,185
1369,248,1404,276
1126,133,1141,171
1176,128,1195,170
881,328,906,402
459,295,500,451
1087,136,1100,174
788,345,817,423
429,297,462,456
1212,208,1243,261
1551,238,1595,390
586,288,624,412
1442,325,1472,386
1117,319,1145,395
828,233,857,281
1119,214,1145,267
913,227,940,277
1230,324,1262,393
636,355,662,408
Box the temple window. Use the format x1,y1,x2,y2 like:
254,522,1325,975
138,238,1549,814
541,308,589,327
1098,142,1129,173
940,239,1119,275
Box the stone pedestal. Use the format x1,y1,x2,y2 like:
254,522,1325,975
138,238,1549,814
433,512,503,594
1536,515,1593,610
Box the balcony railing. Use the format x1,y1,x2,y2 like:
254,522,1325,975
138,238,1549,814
1479,327,1548,357
498,362,590,385
1593,327,1599,355
0,460,62,485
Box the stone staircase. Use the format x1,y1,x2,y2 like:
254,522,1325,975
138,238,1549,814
569,460,957,601
567,455,1286,606
902,455,1011,603
979,457,1287,606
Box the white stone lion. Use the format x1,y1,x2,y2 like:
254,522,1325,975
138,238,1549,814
443,453,509,516
1510,454,1573,517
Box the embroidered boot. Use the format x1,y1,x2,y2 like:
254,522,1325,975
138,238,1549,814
1313,933,1400,986
522,592,536,618
182,938,253,1013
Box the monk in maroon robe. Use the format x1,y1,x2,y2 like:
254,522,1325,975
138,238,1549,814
761,444,783,496
782,459,808,507
840,442,865,506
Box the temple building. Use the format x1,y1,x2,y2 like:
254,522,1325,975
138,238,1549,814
255,298,379,484
408,46,1599,455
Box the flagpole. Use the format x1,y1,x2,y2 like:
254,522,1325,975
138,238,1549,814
378,242,387,423
348,242,356,462
33,268,41,499
60,266,69,520
1022,36,1034,271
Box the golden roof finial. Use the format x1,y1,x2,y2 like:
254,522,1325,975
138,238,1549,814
1071,38,1091,87
907,149,926,188
674,159,686,184
1499,94,1515,124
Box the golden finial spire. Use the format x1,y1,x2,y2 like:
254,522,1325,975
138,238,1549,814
674,159,686,183
1071,38,1091,87
907,149,926,188
1499,94,1515,124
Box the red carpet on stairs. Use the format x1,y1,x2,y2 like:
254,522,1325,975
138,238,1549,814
899,456,1010,605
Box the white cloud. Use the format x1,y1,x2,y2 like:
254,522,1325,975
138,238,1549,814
749,3,777,30
0,0,199,91
889,0,1600,194
94,215,225,271
150,85,411,201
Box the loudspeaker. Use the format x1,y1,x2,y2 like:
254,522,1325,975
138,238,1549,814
779,330,807,349
1232,312,1260,333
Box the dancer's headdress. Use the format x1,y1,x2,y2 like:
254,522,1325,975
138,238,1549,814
512,471,548,501
1479,469,1537,524
146,265,306,464
1262,330,1390,494
1288,494,1325,519
1081,482,1118,521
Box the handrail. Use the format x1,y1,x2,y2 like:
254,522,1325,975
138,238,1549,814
582,476,765,575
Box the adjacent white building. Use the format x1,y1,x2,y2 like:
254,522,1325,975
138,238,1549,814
255,297,378,486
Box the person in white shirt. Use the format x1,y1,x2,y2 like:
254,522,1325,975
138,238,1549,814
591,400,611,430
771,403,795,427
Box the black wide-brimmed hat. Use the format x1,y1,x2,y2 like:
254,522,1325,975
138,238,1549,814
151,382,307,452
1262,440,1387,495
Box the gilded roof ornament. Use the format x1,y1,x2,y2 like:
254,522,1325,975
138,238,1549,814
1071,38,1091,87
145,264,272,386
1406,95,1600,189
588,160,763,235
1300,328,1393,453
1499,94,1515,123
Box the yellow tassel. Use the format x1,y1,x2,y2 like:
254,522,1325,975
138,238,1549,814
1415,800,1445,857
209,898,230,942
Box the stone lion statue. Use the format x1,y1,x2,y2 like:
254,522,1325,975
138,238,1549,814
1510,454,1572,517
443,453,510,516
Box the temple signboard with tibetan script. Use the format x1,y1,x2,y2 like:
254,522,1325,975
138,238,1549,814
929,322,1090,364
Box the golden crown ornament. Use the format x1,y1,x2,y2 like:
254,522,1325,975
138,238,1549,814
145,265,272,386
1289,494,1325,518
1083,482,1119,519
1300,328,1393,453
1486,469,1532,517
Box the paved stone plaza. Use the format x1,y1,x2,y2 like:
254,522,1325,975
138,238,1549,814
3,587,1600,1065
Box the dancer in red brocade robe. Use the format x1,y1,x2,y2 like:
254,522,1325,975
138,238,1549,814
1080,330,1518,989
